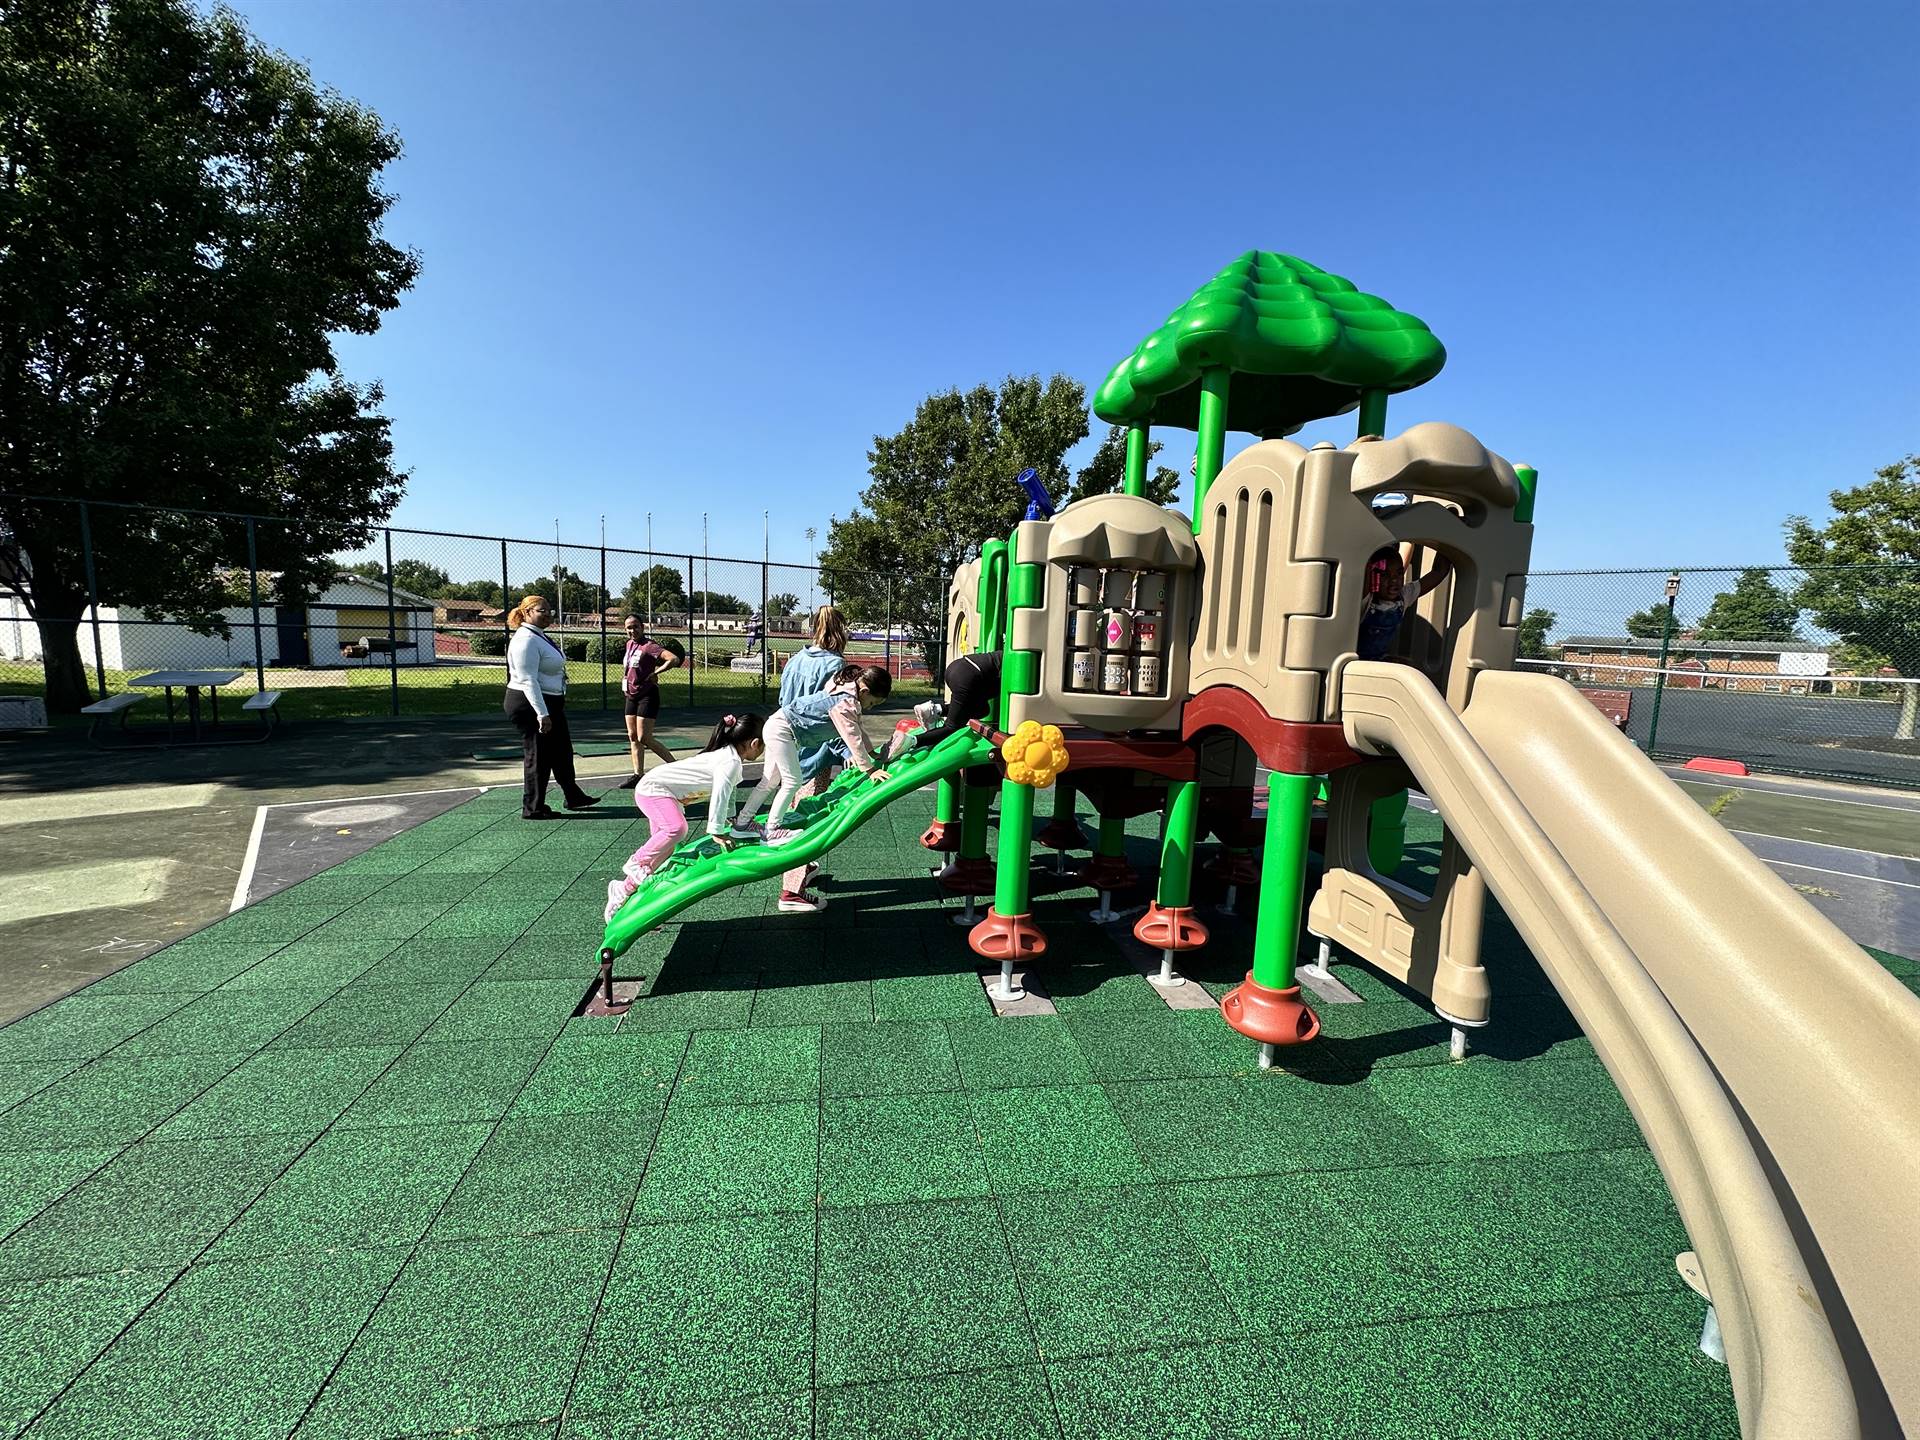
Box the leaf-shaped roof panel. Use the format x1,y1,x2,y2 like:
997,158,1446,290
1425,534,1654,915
1093,251,1446,436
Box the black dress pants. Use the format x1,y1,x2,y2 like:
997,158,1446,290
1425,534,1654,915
504,689,583,816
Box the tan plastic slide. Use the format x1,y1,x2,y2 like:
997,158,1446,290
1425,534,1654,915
1337,661,1920,1440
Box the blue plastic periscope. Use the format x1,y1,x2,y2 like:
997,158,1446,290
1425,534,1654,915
1015,467,1056,522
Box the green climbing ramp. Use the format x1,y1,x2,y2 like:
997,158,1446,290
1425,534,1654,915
599,726,998,960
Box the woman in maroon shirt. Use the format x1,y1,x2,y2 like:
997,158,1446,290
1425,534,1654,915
617,614,684,789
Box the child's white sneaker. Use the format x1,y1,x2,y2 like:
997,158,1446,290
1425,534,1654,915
777,888,827,913
913,699,943,730
622,859,652,887
604,877,637,924
766,825,802,845
728,819,765,840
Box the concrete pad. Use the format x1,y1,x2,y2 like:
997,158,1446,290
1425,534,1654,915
0,784,221,828
239,788,485,907
1,858,184,926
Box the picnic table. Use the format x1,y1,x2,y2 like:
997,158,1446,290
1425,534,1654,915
128,670,244,742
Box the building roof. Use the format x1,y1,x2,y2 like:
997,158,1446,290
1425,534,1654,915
436,598,489,615
1560,635,1829,656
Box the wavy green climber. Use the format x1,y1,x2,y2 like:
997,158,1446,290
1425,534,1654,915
1093,250,1446,437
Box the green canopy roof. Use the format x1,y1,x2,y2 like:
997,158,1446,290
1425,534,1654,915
1093,250,1446,436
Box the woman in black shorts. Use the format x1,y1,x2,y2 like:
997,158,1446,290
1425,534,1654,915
617,615,685,789
919,650,1002,788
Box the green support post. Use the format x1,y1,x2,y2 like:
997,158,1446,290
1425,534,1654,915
1357,388,1388,438
1647,573,1681,759
1124,424,1150,498
1191,369,1229,534
960,783,991,859
1157,779,1199,909
935,775,960,829
1251,771,1315,993
1368,789,1408,876
1512,464,1538,524
994,781,1036,918
1097,813,1126,857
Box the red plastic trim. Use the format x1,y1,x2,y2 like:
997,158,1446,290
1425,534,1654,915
1182,686,1365,774
1684,757,1750,776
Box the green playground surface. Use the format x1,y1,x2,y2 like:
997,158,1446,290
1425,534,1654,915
5,795,1915,1438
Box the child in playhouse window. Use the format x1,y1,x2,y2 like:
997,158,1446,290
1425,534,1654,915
1357,544,1453,662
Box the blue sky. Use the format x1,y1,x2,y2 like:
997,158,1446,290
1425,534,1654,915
224,0,1916,576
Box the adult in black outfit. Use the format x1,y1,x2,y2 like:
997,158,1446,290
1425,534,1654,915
502,594,600,819
917,649,1002,788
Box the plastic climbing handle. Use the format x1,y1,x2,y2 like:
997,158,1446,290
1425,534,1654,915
599,727,999,961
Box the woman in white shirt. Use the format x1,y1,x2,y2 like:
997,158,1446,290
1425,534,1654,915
503,595,600,820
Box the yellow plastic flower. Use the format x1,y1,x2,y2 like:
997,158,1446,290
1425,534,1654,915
1001,721,1070,788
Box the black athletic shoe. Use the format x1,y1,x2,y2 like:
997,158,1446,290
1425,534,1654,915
617,773,642,790
524,805,561,820
564,791,601,811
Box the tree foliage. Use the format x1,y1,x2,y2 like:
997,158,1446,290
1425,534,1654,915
1063,425,1182,507
1694,568,1800,644
1623,604,1678,641
521,566,607,617
346,558,451,598
766,591,801,616
689,590,751,615
0,0,418,708
1786,456,1920,736
1516,607,1556,661
816,375,1091,667
622,564,686,619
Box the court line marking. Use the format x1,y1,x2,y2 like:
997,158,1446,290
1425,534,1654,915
1728,830,1920,866
1758,858,1920,893
261,783,492,810
1665,771,1920,814
229,805,269,913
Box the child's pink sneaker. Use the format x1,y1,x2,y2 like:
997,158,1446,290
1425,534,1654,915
604,877,637,924
622,858,652,887
777,888,827,914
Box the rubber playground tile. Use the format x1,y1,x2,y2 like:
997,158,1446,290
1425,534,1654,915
816,1198,1035,1387
1487,993,1598,1063
1867,944,1918,978
613,984,753,1033
571,1212,814,1417
220,936,402,991
967,1084,1147,1194
113,984,337,1056
353,936,514,987
0,1052,244,1154
0,991,196,1064
0,1145,119,1243
1370,1054,1645,1159
304,900,448,943
379,872,501,904
153,1044,403,1142
1045,1338,1305,1440
274,873,397,906
816,1368,1062,1440
0,1057,82,1112
819,1092,991,1208
268,983,465,1050
28,1247,408,1440
562,1397,809,1439
210,1122,492,1259
820,1019,961,1097
747,976,875,1026
944,1014,1095,1090
333,1040,547,1129
1273,1289,1738,1439
81,941,286,995
297,1228,620,1440
199,902,341,942
871,967,992,1021
1034,963,1171,1017
487,932,611,981
510,1032,687,1118
0,1268,175,1438
1006,1185,1241,1360
430,1113,657,1242
1062,1008,1255,1084
674,1026,820,1106
416,899,555,940
422,978,594,1043
628,1100,818,1222
0,1134,304,1280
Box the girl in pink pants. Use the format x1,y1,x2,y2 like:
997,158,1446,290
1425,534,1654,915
605,713,765,922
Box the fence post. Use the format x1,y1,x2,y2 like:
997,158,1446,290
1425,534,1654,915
384,529,401,716
1646,571,1680,757
245,519,265,693
884,579,893,673
687,554,696,707
759,560,770,704
499,539,511,647
76,500,107,698
599,540,609,711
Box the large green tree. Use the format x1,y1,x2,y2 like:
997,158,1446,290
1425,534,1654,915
1516,607,1557,661
523,566,607,618
0,0,417,709
1786,456,1920,737
622,564,686,620
1064,424,1182,507
347,558,451,598
1624,604,1679,641
816,375,1091,668
1694,568,1801,644
766,591,801,617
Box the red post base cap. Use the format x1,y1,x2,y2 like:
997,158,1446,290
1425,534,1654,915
970,909,1047,961
1221,974,1321,1046
1133,903,1209,952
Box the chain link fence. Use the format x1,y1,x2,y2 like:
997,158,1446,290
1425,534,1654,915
5,499,1915,789
1521,565,1920,789
0,495,946,729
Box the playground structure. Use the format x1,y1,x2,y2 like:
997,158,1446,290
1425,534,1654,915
599,252,1920,1437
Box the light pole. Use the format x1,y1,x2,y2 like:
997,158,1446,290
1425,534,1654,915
1647,571,1682,757
646,512,653,626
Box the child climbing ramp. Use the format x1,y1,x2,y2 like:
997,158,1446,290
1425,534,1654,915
605,713,763,923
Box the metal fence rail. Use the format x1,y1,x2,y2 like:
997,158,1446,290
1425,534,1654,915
4,499,1917,789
